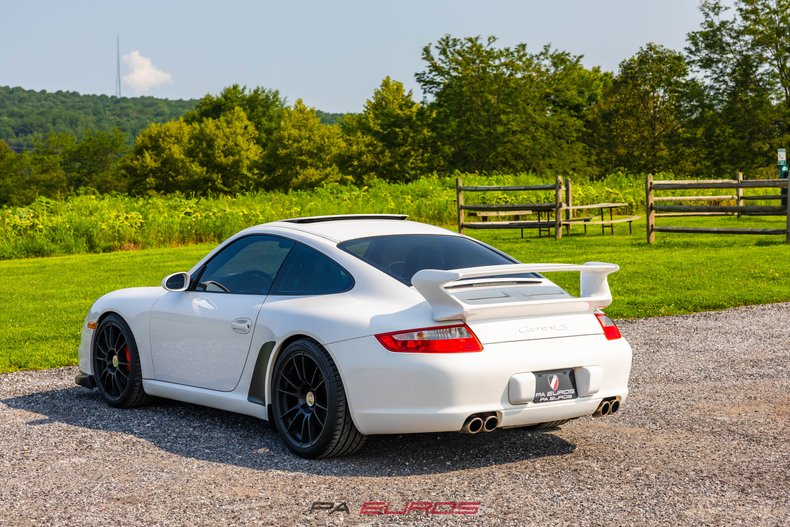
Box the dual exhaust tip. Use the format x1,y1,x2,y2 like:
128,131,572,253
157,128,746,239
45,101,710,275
593,396,621,417
461,397,620,433
461,413,499,434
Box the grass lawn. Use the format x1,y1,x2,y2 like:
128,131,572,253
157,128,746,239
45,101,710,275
1,215,788,374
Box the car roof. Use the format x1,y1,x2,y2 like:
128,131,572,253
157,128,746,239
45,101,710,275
254,215,456,243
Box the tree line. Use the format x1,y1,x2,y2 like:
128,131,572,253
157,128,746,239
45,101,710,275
0,85,344,152
0,86,196,151
1,0,787,205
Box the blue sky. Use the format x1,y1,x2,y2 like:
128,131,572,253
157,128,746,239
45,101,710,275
1,0,707,112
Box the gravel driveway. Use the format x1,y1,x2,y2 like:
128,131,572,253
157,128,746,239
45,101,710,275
1,303,788,526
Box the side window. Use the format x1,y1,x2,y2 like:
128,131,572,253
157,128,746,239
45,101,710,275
196,236,294,294
271,243,354,295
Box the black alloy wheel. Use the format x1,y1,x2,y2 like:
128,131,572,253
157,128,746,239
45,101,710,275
271,339,365,458
92,314,149,408
274,350,328,448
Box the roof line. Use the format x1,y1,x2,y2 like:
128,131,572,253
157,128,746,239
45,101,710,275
282,214,408,224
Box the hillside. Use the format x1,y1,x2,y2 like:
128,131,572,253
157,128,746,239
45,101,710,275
0,86,344,150
0,86,197,150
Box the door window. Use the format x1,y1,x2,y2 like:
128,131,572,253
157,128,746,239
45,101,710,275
195,235,294,294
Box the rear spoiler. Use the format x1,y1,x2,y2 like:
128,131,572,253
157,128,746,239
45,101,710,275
411,262,619,322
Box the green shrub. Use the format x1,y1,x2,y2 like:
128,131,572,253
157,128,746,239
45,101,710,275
3,171,758,259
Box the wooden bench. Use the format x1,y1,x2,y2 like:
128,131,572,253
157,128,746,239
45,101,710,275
475,210,534,219
563,202,640,235
470,210,554,238
562,216,593,235
564,215,641,234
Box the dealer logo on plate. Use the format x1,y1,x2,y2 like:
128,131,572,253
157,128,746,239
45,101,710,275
547,374,560,391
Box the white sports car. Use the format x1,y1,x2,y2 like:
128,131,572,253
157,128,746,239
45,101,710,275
76,215,632,458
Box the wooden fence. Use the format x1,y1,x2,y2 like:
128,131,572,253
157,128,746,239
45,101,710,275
645,174,790,244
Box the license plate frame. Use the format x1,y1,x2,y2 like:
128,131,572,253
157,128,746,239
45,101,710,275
532,369,578,403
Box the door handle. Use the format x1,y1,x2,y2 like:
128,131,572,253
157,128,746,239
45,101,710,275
231,317,252,334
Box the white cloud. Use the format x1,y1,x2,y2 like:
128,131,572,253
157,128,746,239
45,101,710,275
122,50,173,94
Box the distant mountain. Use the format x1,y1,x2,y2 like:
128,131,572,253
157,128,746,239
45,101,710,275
0,86,197,150
0,86,345,151
316,110,344,126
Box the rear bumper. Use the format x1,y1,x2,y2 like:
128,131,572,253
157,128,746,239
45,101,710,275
328,334,632,435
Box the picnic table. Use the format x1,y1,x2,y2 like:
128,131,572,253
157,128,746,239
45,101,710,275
563,202,640,235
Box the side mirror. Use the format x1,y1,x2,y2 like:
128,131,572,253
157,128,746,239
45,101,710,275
162,272,191,292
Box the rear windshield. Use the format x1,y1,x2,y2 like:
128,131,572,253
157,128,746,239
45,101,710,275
338,234,527,285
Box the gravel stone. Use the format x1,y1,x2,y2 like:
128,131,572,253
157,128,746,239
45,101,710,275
1,303,788,526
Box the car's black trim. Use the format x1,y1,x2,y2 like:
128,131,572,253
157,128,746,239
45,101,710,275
283,214,407,224
247,341,276,406
75,371,96,389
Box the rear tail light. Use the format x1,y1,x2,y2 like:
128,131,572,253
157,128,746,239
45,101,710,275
375,324,483,353
595,312,622,340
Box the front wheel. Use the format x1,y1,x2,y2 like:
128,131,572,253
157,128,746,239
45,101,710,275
271,339,365,458
92,314,149,408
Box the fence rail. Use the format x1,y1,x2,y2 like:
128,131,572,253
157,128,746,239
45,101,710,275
645,173,790,244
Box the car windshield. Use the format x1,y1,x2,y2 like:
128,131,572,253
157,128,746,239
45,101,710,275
339,234,535,285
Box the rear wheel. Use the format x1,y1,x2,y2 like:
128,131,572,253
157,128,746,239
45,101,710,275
271,339,365,458
92,314,149,408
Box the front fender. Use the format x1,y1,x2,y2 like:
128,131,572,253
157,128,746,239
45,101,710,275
77,287,167,379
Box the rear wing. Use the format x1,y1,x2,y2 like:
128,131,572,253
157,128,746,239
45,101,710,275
411,262,619,322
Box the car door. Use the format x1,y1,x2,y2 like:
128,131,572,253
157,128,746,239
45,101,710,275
150,235,293,391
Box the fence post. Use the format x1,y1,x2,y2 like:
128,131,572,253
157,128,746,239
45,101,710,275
736,171,743,218
565,177,573,234
456,177,464,234
555,176,563,240
785,178,790,244
646,174,655,244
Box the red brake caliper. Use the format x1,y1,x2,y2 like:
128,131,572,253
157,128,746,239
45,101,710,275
124,346,131,372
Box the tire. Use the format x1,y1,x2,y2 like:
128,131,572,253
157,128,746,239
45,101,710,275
271,339,365,458
92,314,149,408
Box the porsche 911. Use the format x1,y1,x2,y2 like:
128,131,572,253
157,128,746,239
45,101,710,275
76,215,632,458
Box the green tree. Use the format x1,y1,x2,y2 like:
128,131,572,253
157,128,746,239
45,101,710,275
340,77,432,183
61,129,130,192
189,107,263,193
0,140,23,205
264,99,346,190
416,35,606,175
126,108,263,195
590,44,689,174
125,120,205,195
185,84,286,147
688,0,790,107
685,0,789,173
20,134,70,201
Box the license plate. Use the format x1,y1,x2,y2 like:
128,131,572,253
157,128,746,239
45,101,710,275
533,369,578,403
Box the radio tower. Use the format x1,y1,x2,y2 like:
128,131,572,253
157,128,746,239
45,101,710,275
115,35,122,98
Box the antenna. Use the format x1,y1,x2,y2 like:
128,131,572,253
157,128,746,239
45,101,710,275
115,35,122,98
